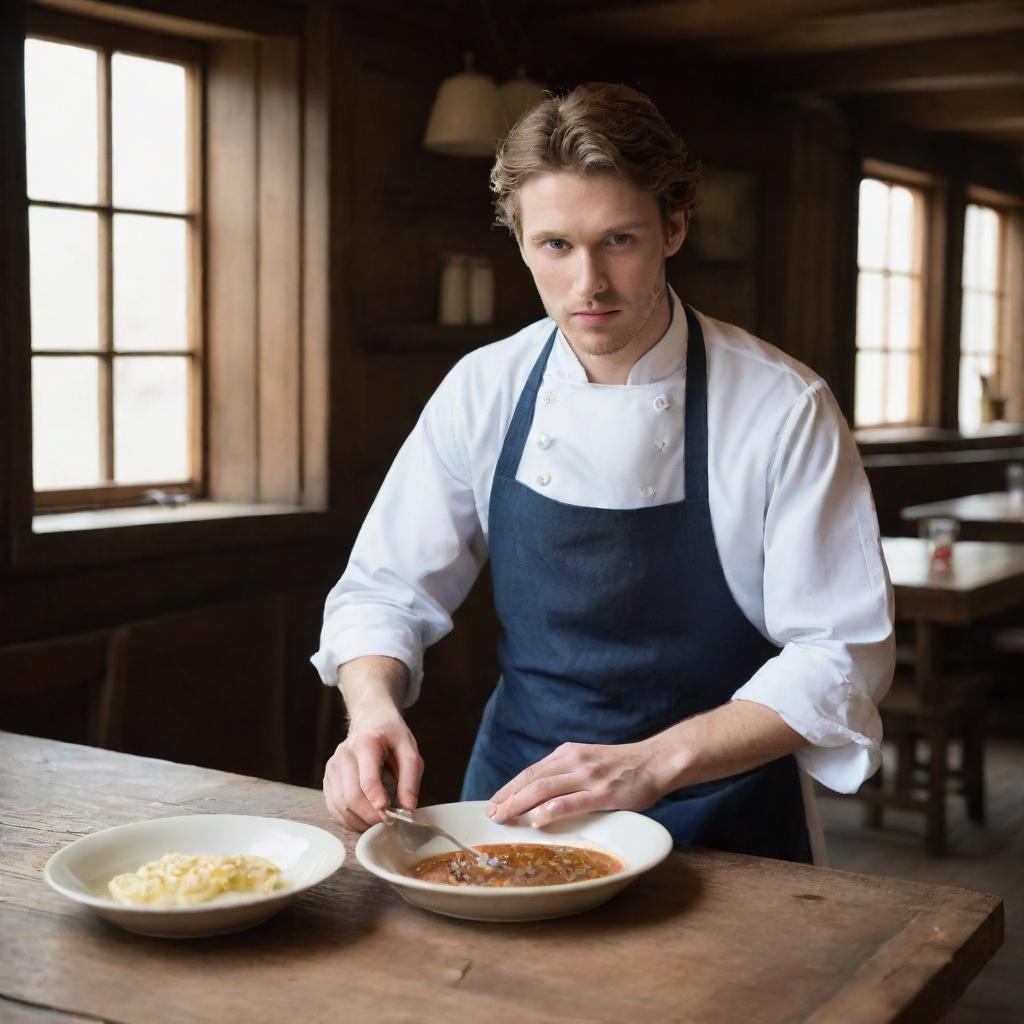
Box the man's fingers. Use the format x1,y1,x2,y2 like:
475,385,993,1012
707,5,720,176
352,740,391,815
337,747,384,830
393,742,423,810
489,770,583,824
488,746,575,811
528,790,608,828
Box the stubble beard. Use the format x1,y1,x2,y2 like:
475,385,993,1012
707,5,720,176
556,280,666,359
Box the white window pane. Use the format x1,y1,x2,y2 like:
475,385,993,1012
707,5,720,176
856,271,886,349
29,206,99,351
888,186,915,273
886,352,912,424
32,357,102,489
114,357,189,483
888,275,915,351
112,53,187,212
114,214,188,351
963,205,981,288
858,179,888,270
855,350,884,427
961,291,998,356
24,39,98,204
976,207,1000,291
959,354,995,431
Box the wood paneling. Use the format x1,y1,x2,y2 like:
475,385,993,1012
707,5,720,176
258,39,302,503
207,40,259,502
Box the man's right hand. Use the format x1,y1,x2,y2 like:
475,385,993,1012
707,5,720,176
321,656,424,833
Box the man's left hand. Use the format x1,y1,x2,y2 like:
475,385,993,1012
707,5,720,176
485,737,678,827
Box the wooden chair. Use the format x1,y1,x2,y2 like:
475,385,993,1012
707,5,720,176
104,595,289,781
0,630,116,747
862,670,988,855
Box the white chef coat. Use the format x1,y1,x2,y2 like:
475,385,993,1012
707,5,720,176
312,291,895,803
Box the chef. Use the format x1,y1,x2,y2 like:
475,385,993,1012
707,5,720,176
312,82,894,864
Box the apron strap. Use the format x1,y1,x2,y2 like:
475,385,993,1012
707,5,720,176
494,325,558,480
682,305,709,501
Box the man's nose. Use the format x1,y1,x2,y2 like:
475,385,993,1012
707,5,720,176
574,251,608,298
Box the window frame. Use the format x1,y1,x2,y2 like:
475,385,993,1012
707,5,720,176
853,167,932,429
25,8,206,513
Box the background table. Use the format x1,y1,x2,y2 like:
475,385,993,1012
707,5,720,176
879,538,1024,852
0,733,1003,1023
900,492,1024,543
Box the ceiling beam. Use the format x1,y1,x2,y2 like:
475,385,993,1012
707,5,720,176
748,30,1024,94
852,87,1024,132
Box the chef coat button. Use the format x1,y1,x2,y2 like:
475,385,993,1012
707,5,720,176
655,439,668,452
537,432,551,450
540,391,555,406
653,395,670,411
536,472,551,487
642,485,656,498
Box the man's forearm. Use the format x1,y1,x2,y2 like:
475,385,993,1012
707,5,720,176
650,699,807,794
336,656,410,728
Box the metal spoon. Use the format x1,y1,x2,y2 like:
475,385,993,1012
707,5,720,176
382,808,493,869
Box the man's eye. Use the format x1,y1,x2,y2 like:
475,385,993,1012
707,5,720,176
608,234,634,246
544,239,568,251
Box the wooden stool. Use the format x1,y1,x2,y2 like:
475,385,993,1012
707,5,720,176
863,672,988,855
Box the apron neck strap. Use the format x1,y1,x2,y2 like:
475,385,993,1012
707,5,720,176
494,325,558,481
683,305,709,501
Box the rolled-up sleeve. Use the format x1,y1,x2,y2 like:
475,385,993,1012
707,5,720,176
310,363,486,707
731,379,895,793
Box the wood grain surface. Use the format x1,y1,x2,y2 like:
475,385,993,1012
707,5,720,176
0,733,1003,1024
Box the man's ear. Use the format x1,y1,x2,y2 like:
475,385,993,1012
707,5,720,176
665,210,688,257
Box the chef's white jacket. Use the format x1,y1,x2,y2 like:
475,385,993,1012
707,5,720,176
312,292,895,809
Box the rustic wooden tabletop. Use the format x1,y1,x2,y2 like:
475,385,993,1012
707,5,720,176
0,732,1004,1024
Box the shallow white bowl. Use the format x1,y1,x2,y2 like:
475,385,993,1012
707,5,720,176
44,814,346,938
355,801,672,922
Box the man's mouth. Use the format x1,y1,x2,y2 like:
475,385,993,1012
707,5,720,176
572,309,621,325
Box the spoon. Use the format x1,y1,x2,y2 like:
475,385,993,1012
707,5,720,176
382,808,495,869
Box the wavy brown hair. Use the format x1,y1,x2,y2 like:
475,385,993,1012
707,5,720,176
491,82,701,244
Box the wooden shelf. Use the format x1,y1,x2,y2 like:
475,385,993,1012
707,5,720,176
361,321,521,353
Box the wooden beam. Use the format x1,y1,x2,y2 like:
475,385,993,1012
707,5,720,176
750,31,1024,94
542,0,988,42
852,87,1024,133
706,2,1024,58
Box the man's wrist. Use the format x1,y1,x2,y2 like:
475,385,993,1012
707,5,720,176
337,655,409,728
644,723,698,797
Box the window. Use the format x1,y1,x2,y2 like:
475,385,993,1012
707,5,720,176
25,28,202,511
854,177,927,428
958,204,1006,430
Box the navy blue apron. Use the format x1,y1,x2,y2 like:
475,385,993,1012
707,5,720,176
461,306,811,863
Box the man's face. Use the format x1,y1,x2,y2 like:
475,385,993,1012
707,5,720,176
518,170,686,363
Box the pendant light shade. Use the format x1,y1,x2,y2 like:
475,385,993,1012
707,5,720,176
424,53,504,157
499,70,548,128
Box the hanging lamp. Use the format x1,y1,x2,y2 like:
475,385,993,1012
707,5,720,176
499,67,547,128
424,52,504,157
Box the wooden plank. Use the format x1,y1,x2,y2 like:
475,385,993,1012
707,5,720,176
206,41,259,502
0,0,34,571
257,38,302,505
0,733,1004,1024
300,0,331,511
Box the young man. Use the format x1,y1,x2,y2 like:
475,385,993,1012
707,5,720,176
312,83,894,864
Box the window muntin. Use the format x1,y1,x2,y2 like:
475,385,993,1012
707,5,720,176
25,34,201,506
958,204,1005,430
854,177,927,428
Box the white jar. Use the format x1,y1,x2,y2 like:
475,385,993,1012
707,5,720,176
469,256,494,325
439,254,470,325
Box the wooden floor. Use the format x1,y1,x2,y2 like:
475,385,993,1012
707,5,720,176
818,737,1024,1023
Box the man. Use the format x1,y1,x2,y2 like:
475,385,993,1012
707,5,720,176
312,83,894,864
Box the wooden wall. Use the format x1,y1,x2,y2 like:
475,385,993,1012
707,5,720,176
3,0,1024,799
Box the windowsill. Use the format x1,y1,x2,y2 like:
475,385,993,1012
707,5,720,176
33,501,306,534
11,500,351,575
856,422,1024,455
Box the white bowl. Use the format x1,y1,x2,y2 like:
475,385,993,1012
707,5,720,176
355,801,672,922
44,814,346,938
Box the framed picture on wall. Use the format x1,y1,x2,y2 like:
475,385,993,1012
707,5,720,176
688,165,759,264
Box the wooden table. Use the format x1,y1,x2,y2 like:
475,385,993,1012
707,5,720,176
900,492,1024,543
879,538,1024,852
0,733,1003,1024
